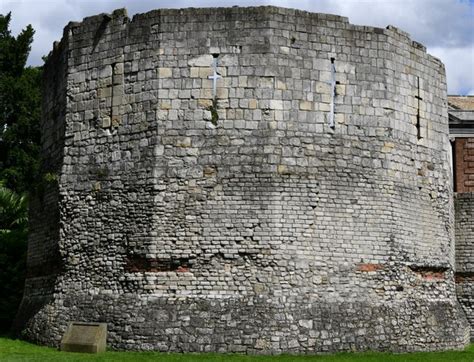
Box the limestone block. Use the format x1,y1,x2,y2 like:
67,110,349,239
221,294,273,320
158,68,173,78
198,99,213,108
101,117,111,128
269,100,284,110
299,101,312,111
176,137,192,148
60,322,107,353
188,54,213,67
190,67,200,78
99,65,112,79
276,80,287,90
248,99,257,109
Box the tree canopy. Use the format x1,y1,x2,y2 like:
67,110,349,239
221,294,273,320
0,12,41,195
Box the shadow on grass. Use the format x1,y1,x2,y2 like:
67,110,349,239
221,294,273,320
1,336,474,362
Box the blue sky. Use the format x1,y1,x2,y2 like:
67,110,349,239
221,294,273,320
1,0,473,94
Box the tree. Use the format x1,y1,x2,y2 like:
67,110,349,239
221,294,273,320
0,12,41,195
0,184,28,332
0,13,41,333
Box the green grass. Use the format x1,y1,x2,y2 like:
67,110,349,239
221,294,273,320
1,336,474,361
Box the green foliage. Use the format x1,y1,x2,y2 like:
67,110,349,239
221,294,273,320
1,337,474,362
208,97,219,126
0,12,39,333
0,183,28,233
0,185,28,333
0,12,41,195
0,13,34,77
43,172,58,184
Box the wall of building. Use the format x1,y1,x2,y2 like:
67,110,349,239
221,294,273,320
450,96,474,339
455,193,474,339
454,138,474,192
13,36,68,333
17,6,469,353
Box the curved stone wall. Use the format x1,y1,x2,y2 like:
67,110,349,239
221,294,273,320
17,6,469,353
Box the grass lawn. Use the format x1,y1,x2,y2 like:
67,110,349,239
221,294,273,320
1,336,474,361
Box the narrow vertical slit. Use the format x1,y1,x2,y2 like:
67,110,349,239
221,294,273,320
110,62,117,126
416,113,421,140
416,76,422,140
329,57,336,129
208,54,221,125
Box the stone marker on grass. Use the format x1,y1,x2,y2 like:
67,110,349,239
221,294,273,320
60,322,107,353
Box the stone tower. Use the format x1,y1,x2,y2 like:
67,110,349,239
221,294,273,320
16,6,469,353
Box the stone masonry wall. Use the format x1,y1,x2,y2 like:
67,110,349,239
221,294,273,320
13,36,68,332
455,192,474,339
17,6,469,353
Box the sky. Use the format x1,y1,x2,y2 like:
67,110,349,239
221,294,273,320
1,0,473,94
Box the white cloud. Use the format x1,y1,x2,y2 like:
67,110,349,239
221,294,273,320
333,0,473,47
1,0,473,93
430,46,474,95
1,0,113,66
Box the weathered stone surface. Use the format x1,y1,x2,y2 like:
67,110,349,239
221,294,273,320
16,5,469,354
455,193,474,340
60,322,107,353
